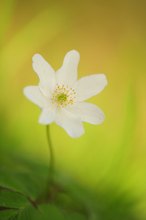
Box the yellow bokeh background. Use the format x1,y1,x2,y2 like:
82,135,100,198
0,0,146,218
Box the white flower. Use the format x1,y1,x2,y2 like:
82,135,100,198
23,50,107,138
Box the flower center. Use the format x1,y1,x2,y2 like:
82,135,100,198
51,84,76,107
57,93,67,103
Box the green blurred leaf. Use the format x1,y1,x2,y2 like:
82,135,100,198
0,210,17,220
0,154,48,199
14,204,86,220
0,152,139,220
0,189,28,208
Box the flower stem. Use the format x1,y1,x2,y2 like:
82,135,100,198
46,125,54,184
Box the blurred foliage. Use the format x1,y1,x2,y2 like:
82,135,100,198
0,0,146,219
0,151,138,220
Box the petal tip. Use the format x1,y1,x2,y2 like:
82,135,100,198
23,86,36,100
103,74,108,85
66,49,80,60
69,126,85,138
23,86,30,97
70,130,85,138
100,73,108,86
32,53,42,62
96,112,105,124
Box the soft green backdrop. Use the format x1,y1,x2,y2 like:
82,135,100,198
0,0,146,218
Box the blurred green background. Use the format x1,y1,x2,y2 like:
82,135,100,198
0,0,146,219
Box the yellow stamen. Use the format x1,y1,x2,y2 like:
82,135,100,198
51,84,76,107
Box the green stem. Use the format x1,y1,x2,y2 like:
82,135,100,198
46,125,54,183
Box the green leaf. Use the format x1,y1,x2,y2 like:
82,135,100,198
0,153,139,220
14,204,86,220
0,210,17,220
0,189,28,208
39,204,65,220
0,154,48,199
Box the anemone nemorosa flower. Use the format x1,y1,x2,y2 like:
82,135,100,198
24,50,107,138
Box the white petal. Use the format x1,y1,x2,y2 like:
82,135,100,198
39,107,56,124
55,108,84,138
32,54,56,93
74,74,108,101
23,86,48,108
67,102,105,124
56,50,80,86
